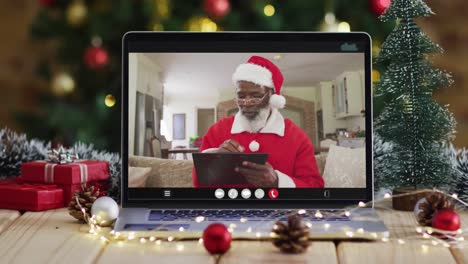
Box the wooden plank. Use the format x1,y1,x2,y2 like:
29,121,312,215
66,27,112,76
337,241,457,264
0,206,463,263
222,241,337,264
98,240,337,264
338,209,468,264
449,211,468,264
376,209,420,239
0,209,20,234
0,208,104,264
98,241,211,264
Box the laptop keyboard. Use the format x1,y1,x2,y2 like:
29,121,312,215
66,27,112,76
148,209,350,222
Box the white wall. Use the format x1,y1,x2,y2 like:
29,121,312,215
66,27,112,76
345,116,366,131
282,86,317,143
318,71,366,139
128,53,163,155
281,86,316,102
128,54,138,155
218,87,236,102
319,81,347,135
340,70,365,131
136,54,163,100
162,93,219,147
315,85,322,110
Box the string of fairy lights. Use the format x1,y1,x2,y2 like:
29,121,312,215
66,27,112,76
77,189,467,252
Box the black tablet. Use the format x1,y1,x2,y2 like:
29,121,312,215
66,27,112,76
192,153,269,186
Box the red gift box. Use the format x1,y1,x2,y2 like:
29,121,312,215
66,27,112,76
21,160,109,205
21,160,109,184
0,178,63,211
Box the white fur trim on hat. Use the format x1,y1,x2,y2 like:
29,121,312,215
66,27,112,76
269,94,286,109
232,63,274,88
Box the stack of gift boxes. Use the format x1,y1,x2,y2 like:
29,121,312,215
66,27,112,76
0,160,109,211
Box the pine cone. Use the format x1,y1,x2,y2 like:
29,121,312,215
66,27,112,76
417,192,455,226
272,214,311,254
68,184,101,222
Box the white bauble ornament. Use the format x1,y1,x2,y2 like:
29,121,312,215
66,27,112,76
413,197,426,219
91,196,119,226
249,140,260,152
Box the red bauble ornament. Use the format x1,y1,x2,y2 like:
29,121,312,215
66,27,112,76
39,0,55,6
203,0,230,19
202,223,232,254
84,47,109,69
432,210,461,231
370,0,391,16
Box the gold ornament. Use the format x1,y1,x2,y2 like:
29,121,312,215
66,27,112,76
372,40,381,57
319,12,350,32
320,12,338,31
67,0,88,27
186,16,217,32
152,23,164,31
337,22,351,32
104,94,116,107
52,72,75,96
154,0,170,19
264,4,275,17
372,69,380,82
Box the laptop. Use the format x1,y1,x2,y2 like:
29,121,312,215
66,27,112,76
116,32,389,240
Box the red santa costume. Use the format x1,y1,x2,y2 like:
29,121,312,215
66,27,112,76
192,56,324,188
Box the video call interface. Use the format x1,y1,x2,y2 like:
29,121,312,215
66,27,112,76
127,51,367,201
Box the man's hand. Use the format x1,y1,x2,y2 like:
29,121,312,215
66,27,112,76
218,139,245,152
235,161,278,187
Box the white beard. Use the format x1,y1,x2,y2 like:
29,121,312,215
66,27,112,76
240,107,271,133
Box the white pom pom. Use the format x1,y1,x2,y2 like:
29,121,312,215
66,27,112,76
269,94,286,109
249,140,260,152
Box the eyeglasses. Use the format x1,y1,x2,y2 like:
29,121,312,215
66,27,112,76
234,93,268,105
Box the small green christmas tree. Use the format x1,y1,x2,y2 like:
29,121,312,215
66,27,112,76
374,0,457,189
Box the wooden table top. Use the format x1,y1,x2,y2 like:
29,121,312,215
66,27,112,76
0,208,466,264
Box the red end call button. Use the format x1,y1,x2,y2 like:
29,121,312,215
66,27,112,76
268,188,279,199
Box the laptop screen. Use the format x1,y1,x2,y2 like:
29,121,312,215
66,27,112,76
123,33,372,207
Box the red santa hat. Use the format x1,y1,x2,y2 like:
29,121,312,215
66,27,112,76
232,55,286,109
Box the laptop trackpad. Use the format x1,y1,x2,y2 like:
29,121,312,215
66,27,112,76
123,224,190,231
